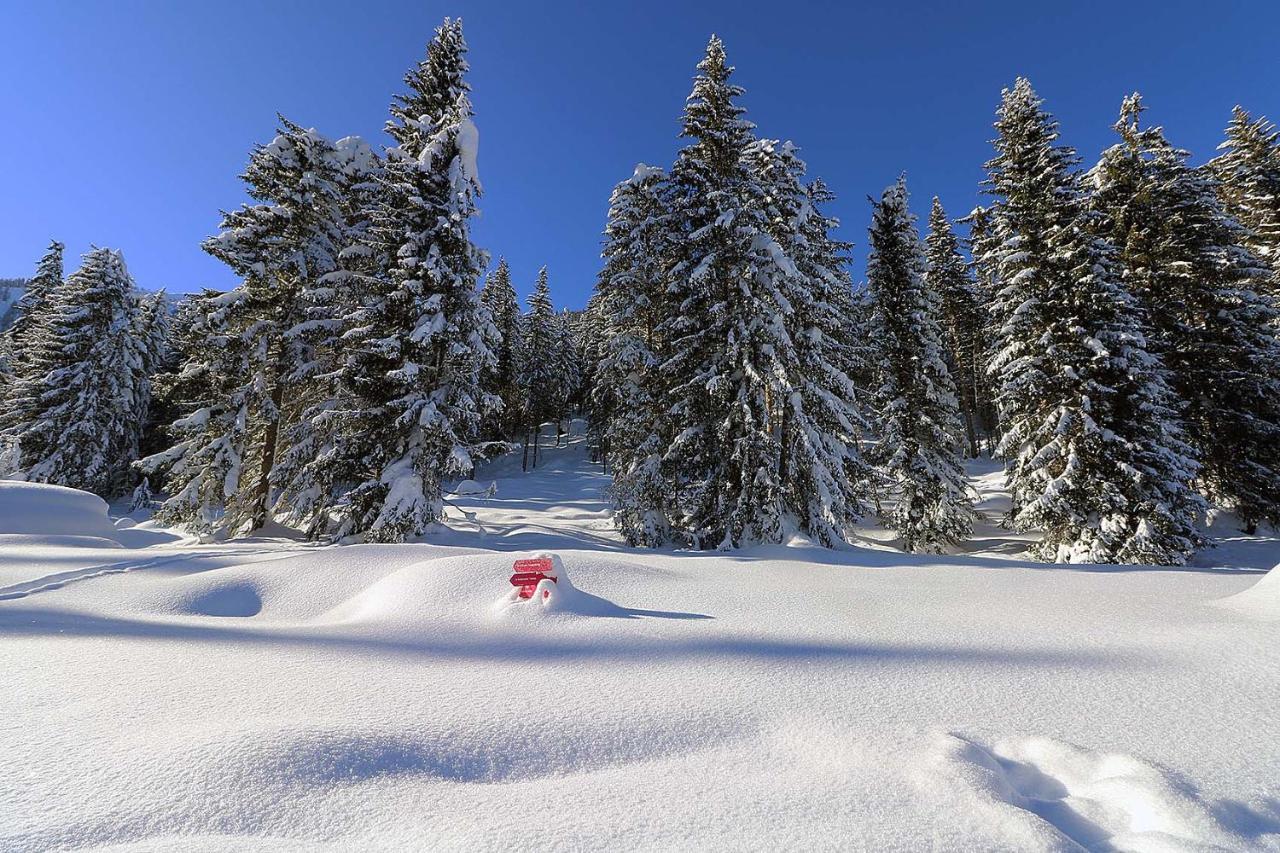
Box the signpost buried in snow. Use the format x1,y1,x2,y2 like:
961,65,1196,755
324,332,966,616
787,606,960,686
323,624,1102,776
510,556,557,601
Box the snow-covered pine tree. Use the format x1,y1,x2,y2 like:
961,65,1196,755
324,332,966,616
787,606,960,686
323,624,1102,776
1209,106,1280,294
328,18,495,542
479,257,524,439
138,289,252,532
553,308,582,428
519,266,561,466
592,164,675,545
982,79,1202,564
120,290,170,473
199,117,347,534
1092,94,1280,533
657,36,792,548
925,198,991,457
654,37,868,548
6,248,145,495
865,178,975,552
744,140,872,545
270,134,386,537
0,240,63,383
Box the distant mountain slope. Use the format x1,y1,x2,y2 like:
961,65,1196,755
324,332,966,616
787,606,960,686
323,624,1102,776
0,279,26,330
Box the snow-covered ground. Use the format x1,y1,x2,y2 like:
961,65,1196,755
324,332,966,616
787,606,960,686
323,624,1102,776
2,427,1278,851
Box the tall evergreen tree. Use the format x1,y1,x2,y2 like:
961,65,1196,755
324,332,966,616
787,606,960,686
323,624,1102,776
648,37,868,547
1,241,64,383
5,249,146,495
271,134,386,537
744,139,872,545
519,266,561,465
479,257,524,438
327,17,495,541
196,117,348,533
1093,94,1280,532
139,290,252,532
1209,106,1280,293
658,36,789,547
866,178,975,552
981,78,1201,564
925,198,991,457
592,164,675,544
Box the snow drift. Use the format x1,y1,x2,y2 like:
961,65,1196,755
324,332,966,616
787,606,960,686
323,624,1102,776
1216,563,1280,620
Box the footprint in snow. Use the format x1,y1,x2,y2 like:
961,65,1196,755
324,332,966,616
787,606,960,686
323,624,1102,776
932,732,1266,851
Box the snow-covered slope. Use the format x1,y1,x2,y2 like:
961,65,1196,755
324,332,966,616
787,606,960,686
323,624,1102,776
1,434,1277,851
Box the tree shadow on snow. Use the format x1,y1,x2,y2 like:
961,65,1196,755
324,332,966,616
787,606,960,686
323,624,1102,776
0,604,1151,670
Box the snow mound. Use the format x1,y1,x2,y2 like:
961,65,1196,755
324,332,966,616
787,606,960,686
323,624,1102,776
1215,564,1280,620
932,733,1247,851
447,479,495,497
493,552,629,618
0,480,119,538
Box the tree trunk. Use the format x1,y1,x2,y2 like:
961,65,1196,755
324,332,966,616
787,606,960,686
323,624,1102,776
249,370,284,532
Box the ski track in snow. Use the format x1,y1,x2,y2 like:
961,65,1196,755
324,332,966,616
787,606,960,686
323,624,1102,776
0,547,299,602
1,426,1278,851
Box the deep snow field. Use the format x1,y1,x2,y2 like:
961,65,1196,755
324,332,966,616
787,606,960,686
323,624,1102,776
2,426,1279,852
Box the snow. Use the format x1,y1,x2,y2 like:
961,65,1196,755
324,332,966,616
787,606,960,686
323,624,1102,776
1217,563,1280,620
455,117,481,190
1,434,1278,850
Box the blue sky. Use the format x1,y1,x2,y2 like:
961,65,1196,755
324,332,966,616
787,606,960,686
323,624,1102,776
3,0,1277,308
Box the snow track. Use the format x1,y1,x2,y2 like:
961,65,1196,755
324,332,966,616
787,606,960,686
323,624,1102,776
0,547,294,601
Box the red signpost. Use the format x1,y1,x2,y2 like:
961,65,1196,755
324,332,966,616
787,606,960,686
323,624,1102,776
510,556,556,600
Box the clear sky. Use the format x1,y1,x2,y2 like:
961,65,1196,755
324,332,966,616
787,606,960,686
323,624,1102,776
3,0,1277,308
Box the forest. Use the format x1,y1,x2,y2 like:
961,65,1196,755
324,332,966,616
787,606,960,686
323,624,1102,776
2,19,1279,566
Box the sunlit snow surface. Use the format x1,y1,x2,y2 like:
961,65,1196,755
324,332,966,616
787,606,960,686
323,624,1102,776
2,426,1278,851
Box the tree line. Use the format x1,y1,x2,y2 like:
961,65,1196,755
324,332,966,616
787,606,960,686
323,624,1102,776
2,23,1279,565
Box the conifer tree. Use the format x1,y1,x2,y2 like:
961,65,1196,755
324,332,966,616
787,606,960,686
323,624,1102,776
924,198,991,457
198,117,348,533
121,290,170,471
592,164,675,544
658,36,788,547
1,241,63,382
744,140,872,544
270,134,385,537
866,178,975,552
1093,94,1280,533
981,78,1201,564
651,37,868,547
327,18,495,541
479,257,524,438
6,249,146,495
1209,107,1280,293
519,266,560,465
139,290,252,532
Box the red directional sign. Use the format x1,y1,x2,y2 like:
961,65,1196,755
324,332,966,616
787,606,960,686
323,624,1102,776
510,557,556,599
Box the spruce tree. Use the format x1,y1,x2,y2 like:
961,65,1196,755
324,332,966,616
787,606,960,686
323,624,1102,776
981,79,1201,564
328,18,494,541
1209,107,1280,293
1,241,63,382
479,257,524,439
651,37,868,547
198,117,347,533
592,164,675,544
924,198,991,457
743,139,872,545
866,178,975,552
1093,94,1280,533
139,290,252,532
271,134,386,537
519,266,560,465
7,249,145,495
